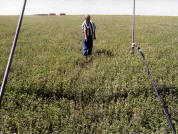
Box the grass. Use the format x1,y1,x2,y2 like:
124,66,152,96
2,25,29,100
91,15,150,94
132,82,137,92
0,15,177,133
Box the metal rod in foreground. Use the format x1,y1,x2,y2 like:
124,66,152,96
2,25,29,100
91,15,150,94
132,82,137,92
0,0,27,105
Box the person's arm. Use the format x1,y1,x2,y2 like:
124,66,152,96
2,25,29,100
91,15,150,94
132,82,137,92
93,30,96,40
93,23,96,40
84,29,88,42
82,23,88,42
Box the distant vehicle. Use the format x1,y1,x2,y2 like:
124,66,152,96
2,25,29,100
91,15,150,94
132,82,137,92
49,13,56,16
59,13,66,16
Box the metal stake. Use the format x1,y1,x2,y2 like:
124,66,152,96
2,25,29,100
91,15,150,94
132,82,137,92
131,0,136,54
132,0,135,43
0,0,27,105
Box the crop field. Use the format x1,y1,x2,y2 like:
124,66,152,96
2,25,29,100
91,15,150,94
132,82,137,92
0,15,177,133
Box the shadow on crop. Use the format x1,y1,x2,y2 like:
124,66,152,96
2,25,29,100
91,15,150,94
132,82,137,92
73,49,114,68
94,49,114,57
74,57,93,68
12,84,178,104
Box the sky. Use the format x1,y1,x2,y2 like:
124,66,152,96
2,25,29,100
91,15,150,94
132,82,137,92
0,0,178,16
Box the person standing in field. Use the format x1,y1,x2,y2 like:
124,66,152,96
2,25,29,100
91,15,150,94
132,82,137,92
82,15,96,56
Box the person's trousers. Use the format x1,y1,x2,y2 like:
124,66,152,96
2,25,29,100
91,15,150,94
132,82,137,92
83,35,93,56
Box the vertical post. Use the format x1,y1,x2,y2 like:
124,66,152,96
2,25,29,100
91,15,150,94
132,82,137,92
131,0,136,54
0,0,27,105
132,0,135,43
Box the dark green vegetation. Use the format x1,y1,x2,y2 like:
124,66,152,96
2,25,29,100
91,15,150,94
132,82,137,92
0,15,177,133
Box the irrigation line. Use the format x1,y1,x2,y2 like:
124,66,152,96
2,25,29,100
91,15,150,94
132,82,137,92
135,44,176,134
132,0,175,133
0,0,27,105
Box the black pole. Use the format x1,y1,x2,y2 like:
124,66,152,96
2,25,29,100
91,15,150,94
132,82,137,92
0,0,27,105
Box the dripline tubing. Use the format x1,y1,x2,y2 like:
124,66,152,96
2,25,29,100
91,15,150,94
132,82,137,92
132,0,175,133
0,0,27,105
135,45,176,134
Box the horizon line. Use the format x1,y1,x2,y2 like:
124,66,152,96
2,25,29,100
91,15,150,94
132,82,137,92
0,14,178,17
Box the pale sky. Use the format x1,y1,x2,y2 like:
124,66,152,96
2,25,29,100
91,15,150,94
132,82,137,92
0,0,178,16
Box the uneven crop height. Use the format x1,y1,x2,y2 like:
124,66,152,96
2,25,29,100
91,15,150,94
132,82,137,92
0,15,177,133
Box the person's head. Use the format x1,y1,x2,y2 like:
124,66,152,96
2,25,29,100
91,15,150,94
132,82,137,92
85,14,91,23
